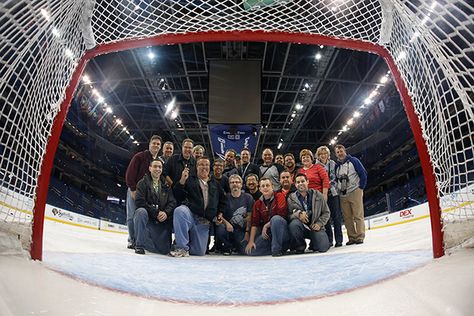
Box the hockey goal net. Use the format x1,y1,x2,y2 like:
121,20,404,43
0,0,473,259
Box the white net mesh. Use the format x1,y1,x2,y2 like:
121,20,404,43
1,0,473,255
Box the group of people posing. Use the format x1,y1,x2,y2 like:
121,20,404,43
125,135,367,257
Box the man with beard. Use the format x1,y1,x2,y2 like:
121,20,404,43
284,153,298,183
278,170,296,197
274,154,284,166
212,158,230,194
215,174,254,255
245,173,262,201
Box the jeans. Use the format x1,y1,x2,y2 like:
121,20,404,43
215,224,246,254
247,215,289,256
173,205,210,256
134,208,172,255
325,194,343,245
289,219,330,252
126,188,136,244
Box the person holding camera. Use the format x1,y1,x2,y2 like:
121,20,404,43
335,144,368,245
134,159,176,255
287,173,330,253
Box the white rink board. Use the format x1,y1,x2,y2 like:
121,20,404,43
45,204,100,230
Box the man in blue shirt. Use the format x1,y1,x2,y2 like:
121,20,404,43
335,144,368,245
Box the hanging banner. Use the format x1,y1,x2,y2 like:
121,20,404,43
208,124,261,159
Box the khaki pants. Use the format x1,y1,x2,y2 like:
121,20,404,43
340,188,365,242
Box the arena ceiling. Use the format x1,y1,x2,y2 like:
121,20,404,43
70,40,409,161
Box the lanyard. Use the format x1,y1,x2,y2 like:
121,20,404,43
240,163,250,178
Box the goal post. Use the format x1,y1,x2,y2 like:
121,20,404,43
31,30,443,260
1,0,472,260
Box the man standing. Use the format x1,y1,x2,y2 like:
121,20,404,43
335,144,367,245
245,177,289,257
238,148,260,185
170,156,226,257
160,141,174,163
125,135,162,249
215,174,254,255
284,153,298,182
134,159,176,255
259,148,285,191
274,154,284,166
163,138,195,188
223,149,238,176
287,173,330,253
212,158,230,193
192,145,205,160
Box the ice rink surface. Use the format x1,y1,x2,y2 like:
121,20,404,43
1,213,473,315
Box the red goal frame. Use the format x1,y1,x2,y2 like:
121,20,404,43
30,31,443,260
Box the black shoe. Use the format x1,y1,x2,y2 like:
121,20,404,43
295,249,305,255
272,251,284,257
335,242,343,247
135,247,145,255
223,250,232,256
208,245,216,253
127,241,135,249
346,240,356,246
355,240,364,244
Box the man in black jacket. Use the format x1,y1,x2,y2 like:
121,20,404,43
170,156,226,257
134,159,176,255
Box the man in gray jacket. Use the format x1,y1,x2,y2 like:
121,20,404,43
287,173,330,253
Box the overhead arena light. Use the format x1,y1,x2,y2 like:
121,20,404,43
165,97,176,115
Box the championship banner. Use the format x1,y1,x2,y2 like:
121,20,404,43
208,124,261,160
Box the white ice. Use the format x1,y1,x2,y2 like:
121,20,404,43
1,214,473,315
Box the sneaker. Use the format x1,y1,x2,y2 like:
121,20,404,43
355,240,364,244
346,240,357,246
169,248,189,257
272,251,284,257
135,247,145,255
127,241,135,249
335,242,343,247
222,250,232,256
295,249,305,255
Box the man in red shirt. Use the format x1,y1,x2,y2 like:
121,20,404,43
125,135,162,249
245,177,289,257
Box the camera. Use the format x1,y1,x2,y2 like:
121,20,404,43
337,174,349,195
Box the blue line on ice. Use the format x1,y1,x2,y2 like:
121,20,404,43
43,250,431,304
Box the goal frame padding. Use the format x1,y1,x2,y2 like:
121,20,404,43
30,31,443,261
